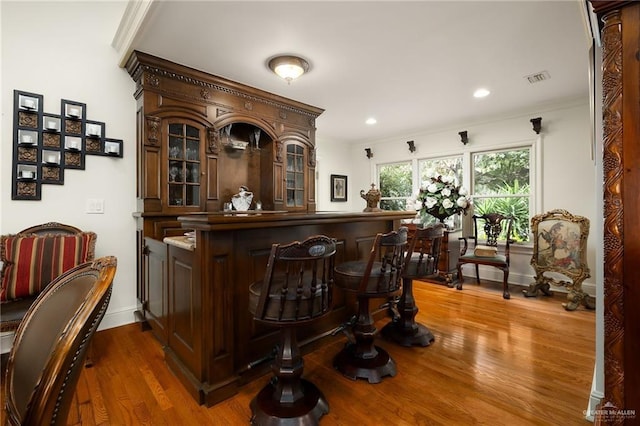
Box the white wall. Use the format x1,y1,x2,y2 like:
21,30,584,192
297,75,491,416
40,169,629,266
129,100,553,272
316,138,359,212
1,1,136,339
318,99,597,293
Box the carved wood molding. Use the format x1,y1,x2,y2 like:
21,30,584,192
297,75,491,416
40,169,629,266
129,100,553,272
600,8,625,419
207,127,219,155
135,64,320,120
145,116,161,146
309,147,316,168
275,140,283,163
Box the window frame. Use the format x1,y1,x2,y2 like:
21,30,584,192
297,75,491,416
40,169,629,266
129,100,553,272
372,138,539,244
469,144,535,242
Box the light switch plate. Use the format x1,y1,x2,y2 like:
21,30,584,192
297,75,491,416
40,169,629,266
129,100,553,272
86,198,104,214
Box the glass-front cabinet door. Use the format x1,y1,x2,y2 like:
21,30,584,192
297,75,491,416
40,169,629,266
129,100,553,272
285,143,305,208
167,121,201,208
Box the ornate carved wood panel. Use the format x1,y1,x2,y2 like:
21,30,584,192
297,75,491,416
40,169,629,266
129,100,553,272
591,1,640,422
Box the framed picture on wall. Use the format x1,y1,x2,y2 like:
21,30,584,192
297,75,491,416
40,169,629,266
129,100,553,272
330,174,347,202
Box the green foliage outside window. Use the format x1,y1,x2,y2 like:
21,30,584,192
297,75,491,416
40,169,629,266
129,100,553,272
473,149,531,242
379,162,412,210
473,181,530,242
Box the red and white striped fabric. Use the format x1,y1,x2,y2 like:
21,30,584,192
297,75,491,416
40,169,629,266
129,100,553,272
0,232,97,301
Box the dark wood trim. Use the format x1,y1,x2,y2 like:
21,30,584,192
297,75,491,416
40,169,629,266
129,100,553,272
593,0,640,422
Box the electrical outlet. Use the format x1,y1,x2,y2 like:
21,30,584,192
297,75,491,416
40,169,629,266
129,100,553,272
86,198,104,214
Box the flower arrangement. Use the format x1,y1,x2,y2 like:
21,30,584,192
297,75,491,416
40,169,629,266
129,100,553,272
417,175,471,222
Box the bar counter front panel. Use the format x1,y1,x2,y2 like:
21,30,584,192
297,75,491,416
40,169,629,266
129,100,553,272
140,211,414,406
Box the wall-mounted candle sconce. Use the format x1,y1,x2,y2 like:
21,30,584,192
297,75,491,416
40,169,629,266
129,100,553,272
407,140,415,153
12,89,125,200
365,148,373,159
530,117,542,134
459,131,469,145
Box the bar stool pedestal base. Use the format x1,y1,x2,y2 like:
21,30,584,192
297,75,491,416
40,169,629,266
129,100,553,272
333,343,396,384
381,321,435,347
250,379,328,426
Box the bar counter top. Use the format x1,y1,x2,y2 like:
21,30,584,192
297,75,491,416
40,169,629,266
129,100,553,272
177,210,417,231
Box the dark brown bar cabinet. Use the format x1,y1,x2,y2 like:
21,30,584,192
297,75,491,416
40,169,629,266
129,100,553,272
126,49,326,346
126,51,416,406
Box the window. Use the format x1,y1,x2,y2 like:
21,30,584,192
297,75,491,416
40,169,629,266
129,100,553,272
378,161,412,210
472,147,531,241
418,156,463,186
374,144,535,243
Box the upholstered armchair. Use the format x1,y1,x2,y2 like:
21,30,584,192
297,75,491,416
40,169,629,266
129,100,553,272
1,222,97,364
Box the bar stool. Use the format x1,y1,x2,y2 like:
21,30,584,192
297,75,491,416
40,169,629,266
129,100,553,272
248,235,336,425
333,227,408,383
381,223,445,347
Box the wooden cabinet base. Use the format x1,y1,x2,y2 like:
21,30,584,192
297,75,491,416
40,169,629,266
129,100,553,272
165,348,239,407
137,211,414,406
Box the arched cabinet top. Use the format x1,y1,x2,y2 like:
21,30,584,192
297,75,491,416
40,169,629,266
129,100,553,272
212,114,279,143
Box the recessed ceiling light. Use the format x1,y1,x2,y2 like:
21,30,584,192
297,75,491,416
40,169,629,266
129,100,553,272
473,88,490,98
365,117,377,125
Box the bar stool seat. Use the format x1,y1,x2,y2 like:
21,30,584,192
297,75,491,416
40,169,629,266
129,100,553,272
333,227,408,384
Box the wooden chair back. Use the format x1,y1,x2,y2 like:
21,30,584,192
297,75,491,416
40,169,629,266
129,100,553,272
250,235,336,325
3,256,117,426
464,213,514,259
17,222,83,237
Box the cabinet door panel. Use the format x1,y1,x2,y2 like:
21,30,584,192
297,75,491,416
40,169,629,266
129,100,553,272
168,245,200,375
206,156,218,200
273,163,283,202
144,238,168,343
144,147,161,201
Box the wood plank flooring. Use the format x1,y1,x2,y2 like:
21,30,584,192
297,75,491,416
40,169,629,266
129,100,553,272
1,281,595,425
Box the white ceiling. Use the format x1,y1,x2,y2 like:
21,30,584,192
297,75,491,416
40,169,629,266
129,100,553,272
121,0,592,144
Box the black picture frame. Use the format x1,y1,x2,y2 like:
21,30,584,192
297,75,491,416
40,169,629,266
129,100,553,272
330,174,347,202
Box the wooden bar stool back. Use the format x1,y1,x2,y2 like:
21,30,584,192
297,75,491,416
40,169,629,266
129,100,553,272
248,235,337,425
382,223,444,347
333,226,408,383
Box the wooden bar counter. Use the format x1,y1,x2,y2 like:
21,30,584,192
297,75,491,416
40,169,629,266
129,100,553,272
139,210,414,406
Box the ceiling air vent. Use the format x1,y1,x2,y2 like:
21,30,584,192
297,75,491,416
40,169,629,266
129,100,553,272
525,71,550,84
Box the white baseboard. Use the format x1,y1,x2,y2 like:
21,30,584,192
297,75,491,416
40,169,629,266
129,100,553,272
466,266,596,297
1,331,14,354
586,366,604,422
0,306,138,355
97,305,137,331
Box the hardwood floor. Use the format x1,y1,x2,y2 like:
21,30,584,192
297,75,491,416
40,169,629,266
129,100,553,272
2,281,595,425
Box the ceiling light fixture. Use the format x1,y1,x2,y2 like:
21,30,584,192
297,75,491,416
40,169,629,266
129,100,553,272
268,55,310,84
365,117,377,125
473,88,490,98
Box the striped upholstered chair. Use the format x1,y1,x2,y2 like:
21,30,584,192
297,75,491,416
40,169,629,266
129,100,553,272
0,222,97,364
